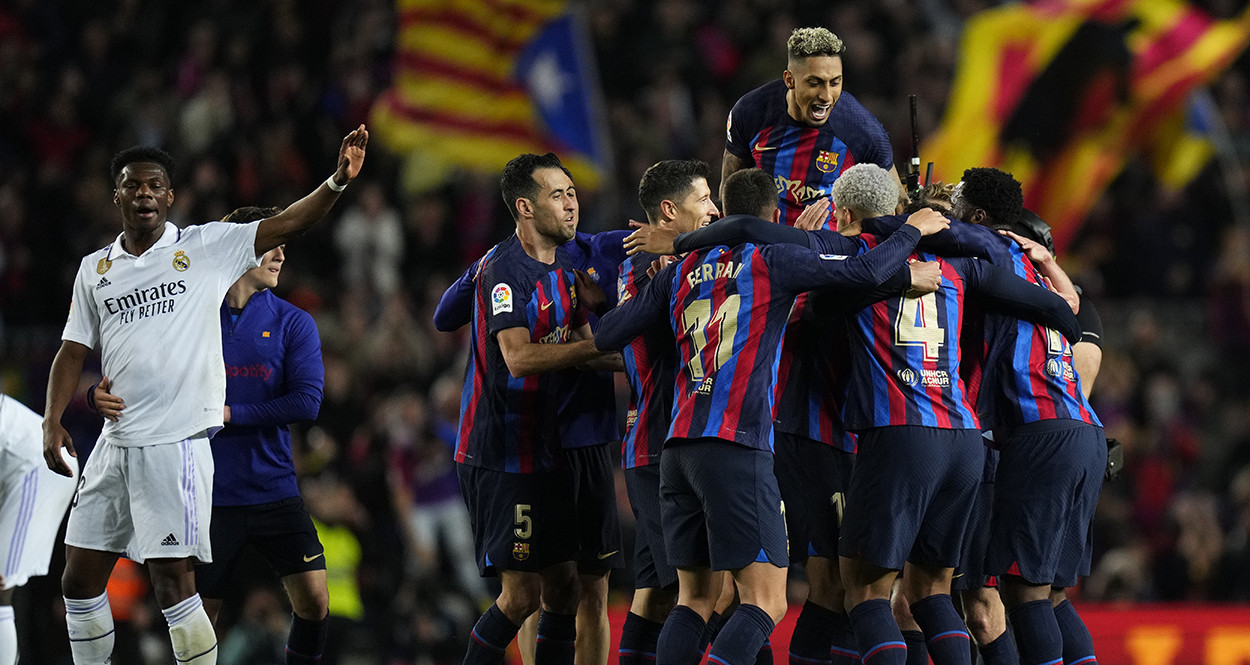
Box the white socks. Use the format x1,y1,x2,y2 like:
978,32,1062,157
0,606,17,665
64,592,114,664
162,594,217,664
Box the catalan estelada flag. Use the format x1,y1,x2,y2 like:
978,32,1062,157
923,0,1250,251
371,0,611,189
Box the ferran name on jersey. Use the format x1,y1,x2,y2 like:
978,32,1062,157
686,260,743,288
492,283,513,314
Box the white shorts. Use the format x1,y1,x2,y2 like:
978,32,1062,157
65,435,214,564
0,449,77,589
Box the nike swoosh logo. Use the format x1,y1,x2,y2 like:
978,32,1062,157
754,143,778,151
597,550,619,560
303,553,324,562
541,301,553,310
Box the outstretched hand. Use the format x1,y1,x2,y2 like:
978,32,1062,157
624,220,678,256
335,124,369,185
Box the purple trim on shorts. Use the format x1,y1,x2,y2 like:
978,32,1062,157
5,468,38,577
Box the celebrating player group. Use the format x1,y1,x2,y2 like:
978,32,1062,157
441,25,1105,665
20,23,1109,665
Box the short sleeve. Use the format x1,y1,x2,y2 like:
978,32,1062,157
61,259,99,348
726,96,759,160
480,262,531,335
196,220,262,281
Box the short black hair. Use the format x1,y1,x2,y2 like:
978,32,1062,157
222,205,283,224
110,146,175,185
500,153,572,220
722,168,777,218
637,159,709,223
960,167,1023,227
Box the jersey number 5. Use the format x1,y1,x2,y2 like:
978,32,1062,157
682,295,741,380
894,292,944,361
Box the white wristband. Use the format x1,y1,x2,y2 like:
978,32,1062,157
325,176,348,192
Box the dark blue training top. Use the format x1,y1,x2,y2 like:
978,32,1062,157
214,289,324,506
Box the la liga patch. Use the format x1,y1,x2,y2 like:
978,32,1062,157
491,283,513,314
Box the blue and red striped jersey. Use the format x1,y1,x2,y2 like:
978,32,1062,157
981,245,1101,428
596,227,921,452
617,253,677,469
726,80,894,229
455,235,588,473
841,236,981,432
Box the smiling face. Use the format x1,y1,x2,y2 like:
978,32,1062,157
784,55,844,126
668,177,719,234
527,167,578,244
113,162,174,234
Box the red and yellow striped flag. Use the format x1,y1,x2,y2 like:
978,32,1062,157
370,0,608,189
923,0,1250,251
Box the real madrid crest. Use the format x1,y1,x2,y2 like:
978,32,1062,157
172,251,190,272
96,258,112,275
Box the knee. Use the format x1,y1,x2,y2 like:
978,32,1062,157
498,578,544,621
291,587,330,621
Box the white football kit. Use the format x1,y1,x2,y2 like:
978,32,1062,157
61,220,261,562
0,394,77,589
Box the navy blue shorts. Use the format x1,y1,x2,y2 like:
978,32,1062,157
660,438,788,571
952,445,998,592
625,464,677,590
839,426,982,570
987,420,1105,587
562,443,624,572
456,463,577,576
774,432,853,562
197,496,325,599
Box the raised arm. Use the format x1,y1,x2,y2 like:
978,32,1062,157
42,340,90,476
254,125,368,254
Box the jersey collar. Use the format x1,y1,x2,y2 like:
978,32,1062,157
107,221,182,260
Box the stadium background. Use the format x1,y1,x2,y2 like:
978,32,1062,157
2,0,1250,663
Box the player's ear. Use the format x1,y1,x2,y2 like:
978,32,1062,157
113,191,120,207
660,199,676,221
515,197,533,219
771,209,781,224
783,69,795,90
166,188,175,207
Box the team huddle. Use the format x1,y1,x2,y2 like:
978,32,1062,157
1,23,1108,665
443,26,1106,665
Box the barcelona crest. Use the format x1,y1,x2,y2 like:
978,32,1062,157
816,150,838,174
512,541,530,561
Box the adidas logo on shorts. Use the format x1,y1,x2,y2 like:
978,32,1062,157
96,277,111,290
161,533,180,547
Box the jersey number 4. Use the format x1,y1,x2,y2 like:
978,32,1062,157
682,295,741,380
894,292,944,361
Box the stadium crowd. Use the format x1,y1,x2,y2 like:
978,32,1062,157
2,1,1250,664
